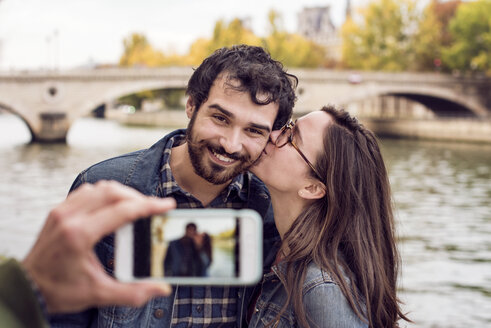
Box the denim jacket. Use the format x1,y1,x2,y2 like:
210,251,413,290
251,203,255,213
248,261,368,328
49,129,280,328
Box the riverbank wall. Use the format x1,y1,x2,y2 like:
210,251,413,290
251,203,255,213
362,118,491,144
106,109,187,128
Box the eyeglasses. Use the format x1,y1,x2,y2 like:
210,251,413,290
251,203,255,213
274,120,323,181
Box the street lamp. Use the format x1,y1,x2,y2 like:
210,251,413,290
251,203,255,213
46,35,52,70
54,29,59,70
45,29,60,71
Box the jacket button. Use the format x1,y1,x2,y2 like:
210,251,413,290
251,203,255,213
154,309,164,318
107,259,114,269
196,305,202,313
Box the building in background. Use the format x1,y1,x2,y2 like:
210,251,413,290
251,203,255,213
297,1,352,62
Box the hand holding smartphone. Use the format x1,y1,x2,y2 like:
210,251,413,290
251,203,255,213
115,209,263,285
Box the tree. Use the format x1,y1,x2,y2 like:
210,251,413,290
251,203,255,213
184,11,325,68
412,0,461,71
433,0,462,47
341,0,419,71
442,0,491,75
119,33,165,67
262,10,325,68
119,12,328,70
187,18,262,66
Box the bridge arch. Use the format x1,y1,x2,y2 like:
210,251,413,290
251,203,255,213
0,101,36,141
339,85,487,118
74,80,188,119
388,93,476,117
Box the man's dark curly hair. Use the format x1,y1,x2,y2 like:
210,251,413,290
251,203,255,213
186,45,298,130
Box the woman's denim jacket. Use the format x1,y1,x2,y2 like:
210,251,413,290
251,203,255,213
248,261,368,328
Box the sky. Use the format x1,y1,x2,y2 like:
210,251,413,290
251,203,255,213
0,0,362,70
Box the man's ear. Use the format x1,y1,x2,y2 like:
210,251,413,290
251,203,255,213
185,97,195,119
298,181,326,200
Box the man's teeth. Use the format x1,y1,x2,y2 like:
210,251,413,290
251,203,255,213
212,150,234,163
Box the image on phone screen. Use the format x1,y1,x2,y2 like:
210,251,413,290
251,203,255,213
132,214,239,279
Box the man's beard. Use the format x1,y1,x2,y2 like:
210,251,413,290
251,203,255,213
185,114,255,185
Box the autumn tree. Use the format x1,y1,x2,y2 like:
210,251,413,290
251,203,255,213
341,0,419,71
412,0,461,71
119,11,329,70
185,12,325,68
442,0,491,75
186,18,262,66
119,33,165,67
433,0,462,47
262,10,326,68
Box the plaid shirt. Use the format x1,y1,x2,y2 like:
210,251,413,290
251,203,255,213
50,129,276,328
159,133,248,327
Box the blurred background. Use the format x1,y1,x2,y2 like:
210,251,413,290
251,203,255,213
0,0,490,327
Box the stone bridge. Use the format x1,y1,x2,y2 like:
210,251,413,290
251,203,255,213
0,67,489,142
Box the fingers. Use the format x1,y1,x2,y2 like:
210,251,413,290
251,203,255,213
46,180,176,246
86,193,176,243
56,181,145,218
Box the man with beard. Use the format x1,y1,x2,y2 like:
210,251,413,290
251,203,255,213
49,45,297,328
163,223,206,277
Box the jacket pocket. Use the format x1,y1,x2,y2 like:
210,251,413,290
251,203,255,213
98,305,143,327
258,302,295,328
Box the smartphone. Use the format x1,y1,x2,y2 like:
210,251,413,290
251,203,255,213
115,208,263,285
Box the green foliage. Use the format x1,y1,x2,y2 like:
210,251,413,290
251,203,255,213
412,0,462,71
432,0,462,47
412,0,444,70
117,91,150,109
412,0,461,70
442,0,491,75
118,89,185,110
341,0,419,71
153,89,186,109
117,1,491,75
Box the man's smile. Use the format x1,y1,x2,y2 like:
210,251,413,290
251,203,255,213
208,147,238,165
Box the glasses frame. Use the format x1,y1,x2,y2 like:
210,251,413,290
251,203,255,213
274,120,323,181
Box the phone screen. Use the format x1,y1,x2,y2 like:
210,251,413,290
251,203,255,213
133,214,239,279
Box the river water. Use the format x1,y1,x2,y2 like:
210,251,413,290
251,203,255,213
0,113,490,327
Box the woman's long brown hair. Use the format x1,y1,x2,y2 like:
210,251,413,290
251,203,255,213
276,105,410,327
